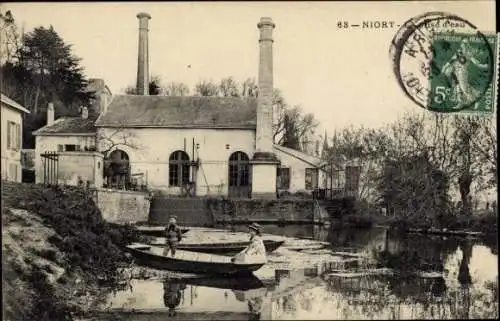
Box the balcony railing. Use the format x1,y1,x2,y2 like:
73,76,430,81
313,188,356,200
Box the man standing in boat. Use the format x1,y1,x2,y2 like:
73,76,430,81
164,216,183,257
232,223,267,264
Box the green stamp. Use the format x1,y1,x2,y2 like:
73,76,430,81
428,32,498,114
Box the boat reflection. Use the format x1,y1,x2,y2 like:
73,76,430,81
162,274,269,319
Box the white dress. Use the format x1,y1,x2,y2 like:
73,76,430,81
233,235,267,264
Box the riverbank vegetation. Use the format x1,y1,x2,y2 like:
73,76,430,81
322,112,497,234
2,181,141,321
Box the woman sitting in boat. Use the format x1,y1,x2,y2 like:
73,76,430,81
231,223,267,264
164,216,183,257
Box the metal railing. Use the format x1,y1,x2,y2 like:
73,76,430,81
313,188,354,200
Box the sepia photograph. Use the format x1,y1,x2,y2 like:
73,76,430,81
1,1,498,320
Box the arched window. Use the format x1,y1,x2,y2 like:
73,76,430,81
228,151,250,198
104,149,130,189
169,151,190,187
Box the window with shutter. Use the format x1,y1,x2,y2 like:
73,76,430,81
16,123,21,150
7,122,12,149
6,122,21,150
277,167,290,190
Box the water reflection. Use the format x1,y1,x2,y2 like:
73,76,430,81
159,275,269,319
266,228,498,320
103,226,497,320
163,279,185,316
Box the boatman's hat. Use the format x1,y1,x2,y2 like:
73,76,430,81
248,222,262,232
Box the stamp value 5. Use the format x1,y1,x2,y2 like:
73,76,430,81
389,12,499,114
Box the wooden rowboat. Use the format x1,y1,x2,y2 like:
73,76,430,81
147,239,285,255
125,243,265,276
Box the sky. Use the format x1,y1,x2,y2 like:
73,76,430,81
2,1,496,134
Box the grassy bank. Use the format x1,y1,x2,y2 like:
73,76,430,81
384,211,498,235
2,181,141,321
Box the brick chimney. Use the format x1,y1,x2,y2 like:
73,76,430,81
47,102,54,126
136,12,151,95
251,17,280,200
255,17,275,154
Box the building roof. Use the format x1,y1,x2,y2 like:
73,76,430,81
1,94,30,114
273,144,325,168
95,95,257,129
32,117,97,136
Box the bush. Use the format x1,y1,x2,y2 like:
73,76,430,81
2,182,140,284
38,248,59,262
27,266,73,321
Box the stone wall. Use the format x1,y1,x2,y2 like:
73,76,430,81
93,188,150,224
149,197,213,226
208,198,315,224
148,197,317,227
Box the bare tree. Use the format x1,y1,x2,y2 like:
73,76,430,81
163,81,190,96
240,77,258,98
218,77,240,97
0,10,23,65
194,79,220,96
469,116,497,189
451,115,495,215
96,126,147,188
97,127,144,157
272,89,287,144
325,126,388,202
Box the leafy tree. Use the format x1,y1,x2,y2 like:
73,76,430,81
378,155,451,228
20,25,91,113
1,12,92,148
148,76,162,95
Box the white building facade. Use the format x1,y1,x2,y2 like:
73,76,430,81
1,94,30,182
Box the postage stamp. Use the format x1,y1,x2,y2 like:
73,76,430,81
389,12,499,114
429,32,498,113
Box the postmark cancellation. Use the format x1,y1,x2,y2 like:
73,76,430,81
390,12,499,115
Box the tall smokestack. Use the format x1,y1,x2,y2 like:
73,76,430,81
251,17,279,200
256,17,275,153
136,12,151,95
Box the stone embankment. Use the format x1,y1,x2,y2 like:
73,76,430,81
2,181,140,321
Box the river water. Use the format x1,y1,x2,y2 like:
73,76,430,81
98,225,498,320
